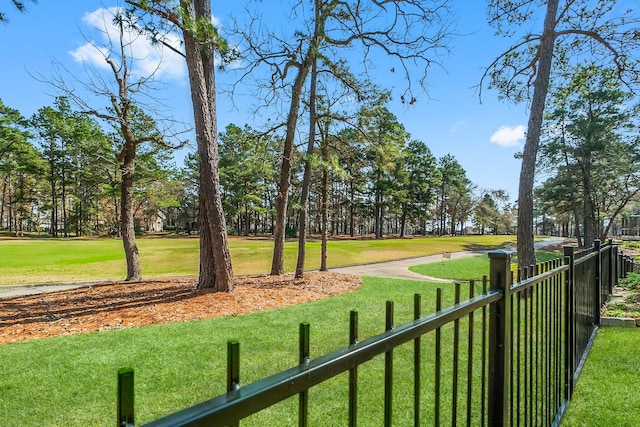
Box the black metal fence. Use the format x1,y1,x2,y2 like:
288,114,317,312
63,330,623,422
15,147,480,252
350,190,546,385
117,240,628,426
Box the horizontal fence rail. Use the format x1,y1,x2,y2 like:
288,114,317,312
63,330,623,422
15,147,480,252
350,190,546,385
117,240,627,427
139,289,501,427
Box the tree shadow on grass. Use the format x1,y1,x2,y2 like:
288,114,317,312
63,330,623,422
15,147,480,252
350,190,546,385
0,273,362,343
460,240,516,252
0,281,202,328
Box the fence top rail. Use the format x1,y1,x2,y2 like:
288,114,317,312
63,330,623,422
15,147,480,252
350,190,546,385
144,288,502,427
510,263,568,294
574,249,599,267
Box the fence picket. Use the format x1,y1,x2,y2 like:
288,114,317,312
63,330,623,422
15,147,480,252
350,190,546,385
299,323,310,427
384,301,394,427
413,294,421,427
435,288,442,427
117,368,134,427
348,310,358,427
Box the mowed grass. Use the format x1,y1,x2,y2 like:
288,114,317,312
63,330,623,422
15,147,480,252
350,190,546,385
561,328,640,426
409,250,562,281
0,239,636,426
410,255,491,281
0,235,516,285
0,277,483,426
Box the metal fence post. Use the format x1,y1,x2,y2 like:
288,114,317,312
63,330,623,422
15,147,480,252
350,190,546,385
299,323,310,427
227,340,240,427
117,368,134,427
563,246,575,400
612,242,618,288
413,294,421,427
608,239,615,292
594,239,602,323
619,252,625,278
487,250,512,427
384,300,394,427
349,311,358,427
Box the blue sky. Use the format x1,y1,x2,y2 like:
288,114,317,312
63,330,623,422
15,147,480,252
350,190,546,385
1,1,530,201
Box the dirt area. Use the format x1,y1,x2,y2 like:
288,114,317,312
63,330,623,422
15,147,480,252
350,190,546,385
0,272,361,344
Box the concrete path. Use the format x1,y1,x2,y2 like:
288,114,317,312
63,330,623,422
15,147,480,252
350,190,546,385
330,250,485,282
0,237,569,299
331,236,569,281
0,280,113,299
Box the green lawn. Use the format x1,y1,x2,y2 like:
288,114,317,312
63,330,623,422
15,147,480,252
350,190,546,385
409,250,562,281
410,254,491,281
1,238,637,426
0,235,515,285
0,277,482,426
561,327,640,426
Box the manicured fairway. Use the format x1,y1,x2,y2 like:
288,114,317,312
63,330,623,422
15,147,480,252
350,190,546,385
0,235,516,285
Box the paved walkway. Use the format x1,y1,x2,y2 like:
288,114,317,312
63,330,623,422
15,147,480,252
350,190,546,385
331,236,568,281
0,237,569,299
330,250,484,282
0,280,113,299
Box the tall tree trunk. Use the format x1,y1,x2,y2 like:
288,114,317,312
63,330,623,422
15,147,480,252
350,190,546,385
272,0,326,274
562,148,583,247
183,0,234,291
77,200,82,236
516,0,558,269
450,206,457,235
271,61,313,275
399,202,407,238
244,201,250,236
439,184,445,236
582,162,596,247
120,142,142,281
295,49,318,279
349,180,355,237
48,140,58,237
320,167,328,271
374,168,383,239
0,177,6,229
7,175,12,232
61,170,67,237
50,176,57,237
197,195,216,287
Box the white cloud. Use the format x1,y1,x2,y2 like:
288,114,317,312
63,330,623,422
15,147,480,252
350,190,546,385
449,120,467,133
490,125,526,147
211,14,222,28
69,7,186,80
69,43,111,70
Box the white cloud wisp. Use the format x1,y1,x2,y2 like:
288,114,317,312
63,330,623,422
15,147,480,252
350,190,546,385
69,7,187,80
490,125,526,147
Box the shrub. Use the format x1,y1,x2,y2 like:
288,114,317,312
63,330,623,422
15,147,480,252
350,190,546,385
617,273,640,291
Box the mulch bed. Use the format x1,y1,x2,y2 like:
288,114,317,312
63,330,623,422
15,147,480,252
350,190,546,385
0,272,361,344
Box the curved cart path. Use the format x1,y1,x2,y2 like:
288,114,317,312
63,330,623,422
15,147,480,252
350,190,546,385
330,236,568,282
330,250,483,282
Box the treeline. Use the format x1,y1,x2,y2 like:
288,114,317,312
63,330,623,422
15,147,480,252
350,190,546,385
0,97,515,239
535,66,640,247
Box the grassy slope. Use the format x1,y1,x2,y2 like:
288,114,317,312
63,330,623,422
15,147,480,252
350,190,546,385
0,235,515,285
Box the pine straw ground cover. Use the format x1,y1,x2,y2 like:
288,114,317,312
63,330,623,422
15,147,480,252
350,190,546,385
0,272,361,344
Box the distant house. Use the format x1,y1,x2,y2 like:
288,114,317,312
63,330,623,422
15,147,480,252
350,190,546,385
146,211,166,232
